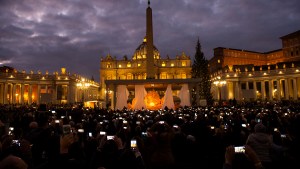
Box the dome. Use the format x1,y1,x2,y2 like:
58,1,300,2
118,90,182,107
132,37,160,60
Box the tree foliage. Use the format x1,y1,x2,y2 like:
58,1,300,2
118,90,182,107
191,39,213,106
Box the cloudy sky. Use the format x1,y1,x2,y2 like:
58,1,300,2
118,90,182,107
1,0,300,82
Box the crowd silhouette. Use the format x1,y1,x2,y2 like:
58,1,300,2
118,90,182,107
0,100,299,169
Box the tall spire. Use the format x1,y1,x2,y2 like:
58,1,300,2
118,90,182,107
146,0,155,79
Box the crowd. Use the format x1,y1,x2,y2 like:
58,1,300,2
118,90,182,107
0,100,299,169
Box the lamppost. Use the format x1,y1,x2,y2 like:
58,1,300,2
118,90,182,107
76,78,90,105
213,79,226,106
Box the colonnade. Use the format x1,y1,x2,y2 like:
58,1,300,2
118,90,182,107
0,82,61,104
214,77,300,101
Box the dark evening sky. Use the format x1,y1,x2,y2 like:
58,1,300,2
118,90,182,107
1,0,300,82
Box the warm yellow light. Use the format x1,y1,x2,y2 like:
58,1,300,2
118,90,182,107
138,63,141,67
118,64,122,68
162,62,166,67
143,90,162,110
171,63,174,67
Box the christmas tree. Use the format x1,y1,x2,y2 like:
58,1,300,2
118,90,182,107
191,38,213,106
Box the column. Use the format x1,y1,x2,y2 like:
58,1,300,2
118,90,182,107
12,83,16,104
288,79,292,99
28,85,32,104
21,84,24,104
276,80,281,100
284,79,289,100
68,84,72,104
37,85,41,104
106,86,109,109
268,80,273,101
261,81,265,100
293,78,297,100
223,84,228,100
53,85,57,104
253,81,257,100
297,77,300,98
234,82,240,100
4,83,8,104
112,85,116,110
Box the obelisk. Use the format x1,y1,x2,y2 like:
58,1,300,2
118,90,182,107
146,0,155,79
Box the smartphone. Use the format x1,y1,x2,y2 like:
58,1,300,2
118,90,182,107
88,132,92,137
210,126,215,130
12,140,20,146
141,132,148,137
241,124,247,128
55,120,60,124
173,125,179,128
136,121,141,125
78,129,84,133
100,131,106,135
274,128,278,132
63,125,71,135
107,135,114,140
159,121,165,124
131,139,137,149
224,123,228,130
281,134,286,138
234,146,245,153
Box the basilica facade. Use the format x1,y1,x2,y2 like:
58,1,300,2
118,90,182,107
100,1,196,110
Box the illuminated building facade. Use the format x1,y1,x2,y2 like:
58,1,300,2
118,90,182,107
0,67,100,107
209,30,300,102
100,1,197,110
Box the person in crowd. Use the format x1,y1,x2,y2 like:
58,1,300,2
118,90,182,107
0,136,28,169
223,145,264,169
0,100,300,169
246,123,273,169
